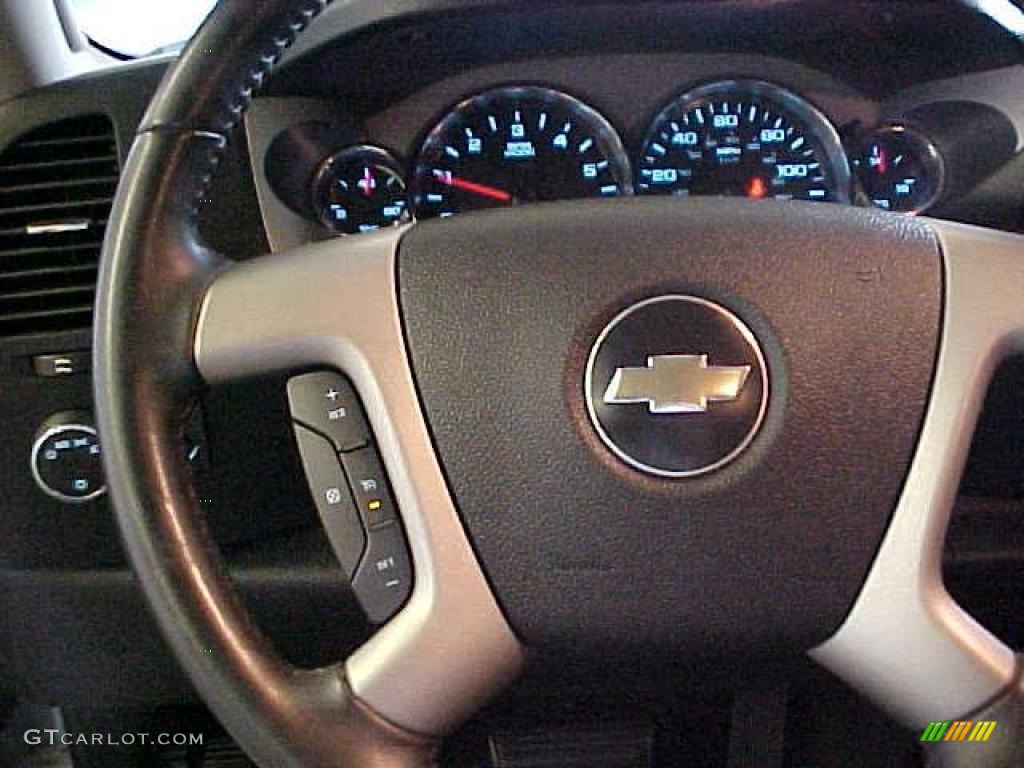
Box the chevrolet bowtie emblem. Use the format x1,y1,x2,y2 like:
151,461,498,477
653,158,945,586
603,354,751,414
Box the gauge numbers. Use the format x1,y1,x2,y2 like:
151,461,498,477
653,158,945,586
311,145,409,235
637,80,851,204
305,81,859,235
855,125,944,214
411,86,632,219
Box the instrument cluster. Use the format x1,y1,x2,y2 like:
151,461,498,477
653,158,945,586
270,79,961,237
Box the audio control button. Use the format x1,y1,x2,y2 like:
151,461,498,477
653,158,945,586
287,371,370,452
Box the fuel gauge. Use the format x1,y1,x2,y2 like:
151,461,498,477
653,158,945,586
855,125,944,214
311,146,410,234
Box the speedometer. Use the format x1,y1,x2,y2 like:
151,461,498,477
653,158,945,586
410,86,632,219
637,80,851,204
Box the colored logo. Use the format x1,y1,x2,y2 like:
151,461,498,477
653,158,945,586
920,721,997,743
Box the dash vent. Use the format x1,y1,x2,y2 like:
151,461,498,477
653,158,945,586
0,114,118,338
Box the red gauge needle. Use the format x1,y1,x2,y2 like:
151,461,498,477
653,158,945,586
359,166,375,198
433,170,512,202
876,146,888,175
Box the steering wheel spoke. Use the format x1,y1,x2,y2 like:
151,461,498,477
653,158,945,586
196,227,406,381
811,220,1024,737
196,225,523,736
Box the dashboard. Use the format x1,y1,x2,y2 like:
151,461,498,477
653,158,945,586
282,77,865,235
249,5,1023,251
257,68,1020,242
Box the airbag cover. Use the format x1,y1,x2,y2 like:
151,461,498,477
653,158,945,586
398,198,941,655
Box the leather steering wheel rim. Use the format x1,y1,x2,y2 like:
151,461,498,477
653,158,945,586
93,1,446,765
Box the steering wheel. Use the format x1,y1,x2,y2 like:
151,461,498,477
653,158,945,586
94,1,1024,765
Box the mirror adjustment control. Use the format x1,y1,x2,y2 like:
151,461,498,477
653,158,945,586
351,523,413,624
287,372,370,452
31,412,105,503
341,445,397,530
292,423,366,578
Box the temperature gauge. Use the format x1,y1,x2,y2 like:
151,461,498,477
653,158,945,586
311,146,410,234
855,125,944,214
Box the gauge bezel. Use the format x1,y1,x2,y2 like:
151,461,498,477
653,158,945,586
410,84,633,218
310,144,411,235
638,78,853,205
857,124,946,215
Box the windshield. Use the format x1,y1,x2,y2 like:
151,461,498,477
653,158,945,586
68,0,217,59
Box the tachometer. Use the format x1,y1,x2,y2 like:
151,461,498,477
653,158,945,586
637,80,851,204
410,86,632,219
